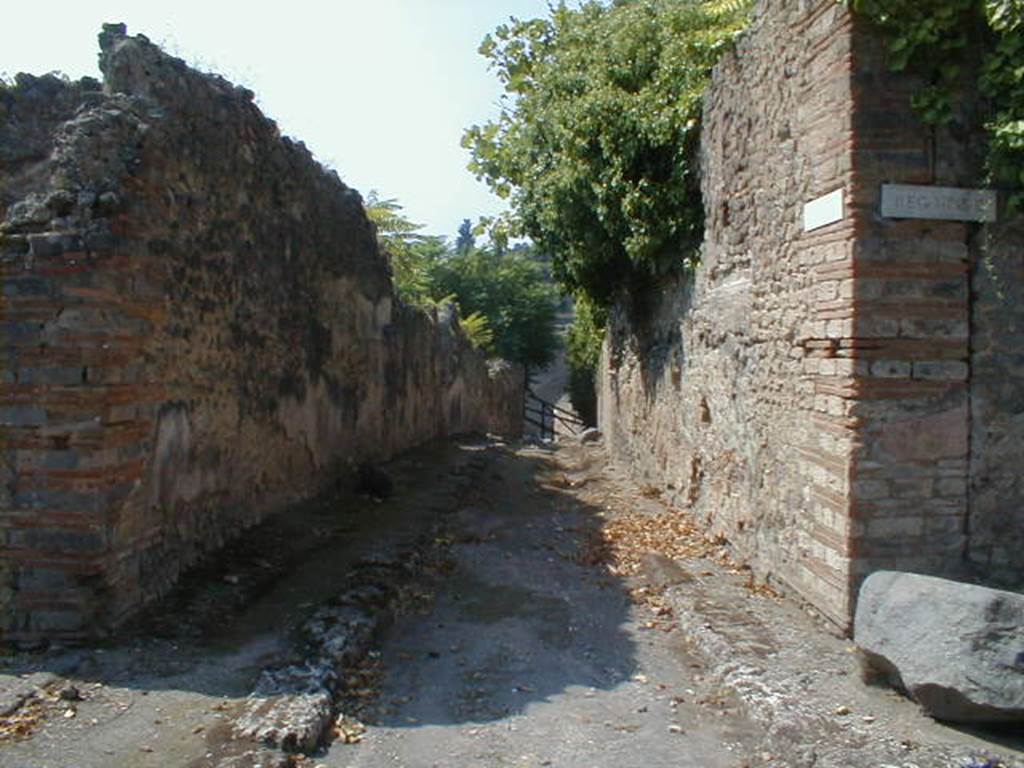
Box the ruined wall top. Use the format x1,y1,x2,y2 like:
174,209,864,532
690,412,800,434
1,23,387,298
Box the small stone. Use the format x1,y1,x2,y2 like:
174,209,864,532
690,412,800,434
45,190,75,216
96,191,122,215
668,724,684,734
59,685,82,701
834,705,851,716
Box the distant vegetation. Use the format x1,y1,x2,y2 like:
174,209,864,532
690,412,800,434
365,192,560,373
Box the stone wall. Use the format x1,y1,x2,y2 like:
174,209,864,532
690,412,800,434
968,217,1024,586
599,0,1023,628
0,27,523,642
600,0,859,626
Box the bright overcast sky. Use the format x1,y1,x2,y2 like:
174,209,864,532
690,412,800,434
1,1,553,242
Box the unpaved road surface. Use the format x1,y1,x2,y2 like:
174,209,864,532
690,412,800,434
2,437,1021,768
324,442,757,768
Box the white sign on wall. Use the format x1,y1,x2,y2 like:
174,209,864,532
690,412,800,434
881,183,997,222
803,189,844,232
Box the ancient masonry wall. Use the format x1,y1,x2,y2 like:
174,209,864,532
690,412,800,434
968,216,1024,584
0,28,523,641
599,0,1023,628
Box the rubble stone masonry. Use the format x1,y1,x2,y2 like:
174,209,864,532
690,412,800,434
0,27,523,641
599,0,1023,628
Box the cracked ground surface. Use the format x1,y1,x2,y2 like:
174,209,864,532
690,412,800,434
1,437,1021,768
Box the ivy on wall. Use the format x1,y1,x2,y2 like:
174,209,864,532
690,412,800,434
851,0,1024,211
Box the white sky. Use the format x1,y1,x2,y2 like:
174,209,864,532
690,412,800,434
1,1,553,242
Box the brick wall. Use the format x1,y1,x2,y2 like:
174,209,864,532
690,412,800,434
0,28,523,642
600,0,859,626
843,23,984,589
599,0,1023,628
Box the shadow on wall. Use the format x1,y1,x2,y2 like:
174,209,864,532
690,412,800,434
606,272,697,407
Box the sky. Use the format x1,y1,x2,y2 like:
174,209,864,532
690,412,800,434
1,1,553,242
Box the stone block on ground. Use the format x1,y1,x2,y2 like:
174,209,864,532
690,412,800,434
854,570,1024,723
232,554,413,754
234,688,333,754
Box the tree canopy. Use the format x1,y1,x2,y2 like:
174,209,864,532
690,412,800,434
431,245,560,371
462,0,752,308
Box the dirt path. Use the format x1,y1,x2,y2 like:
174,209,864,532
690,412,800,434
322,442,758,768
1,437,1021,768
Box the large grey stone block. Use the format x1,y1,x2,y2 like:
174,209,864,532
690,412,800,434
854,570,1024,723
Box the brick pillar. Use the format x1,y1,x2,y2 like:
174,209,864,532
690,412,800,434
1,215,161,640
845,21,980,594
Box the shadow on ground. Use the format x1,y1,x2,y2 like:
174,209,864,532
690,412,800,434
364,444,639,729
0,437,639,765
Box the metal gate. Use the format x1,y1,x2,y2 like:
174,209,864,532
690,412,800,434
523,389,584,441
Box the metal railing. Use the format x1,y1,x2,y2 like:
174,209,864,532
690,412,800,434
523,389,584,441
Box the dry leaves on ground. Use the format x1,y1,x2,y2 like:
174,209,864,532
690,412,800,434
333,713,367,744
333,650,385,740
580,506,716,576
0,692,52,743
569,450,780,600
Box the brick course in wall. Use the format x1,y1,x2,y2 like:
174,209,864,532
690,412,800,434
0,28,523,642
843,23,984,590
599,0,1023,628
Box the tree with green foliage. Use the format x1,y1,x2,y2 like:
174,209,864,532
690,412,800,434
363,193,560,370
455,218,476,255
566,294,608,426
364,191,446,307
431,245,561,372
463,0,752,308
